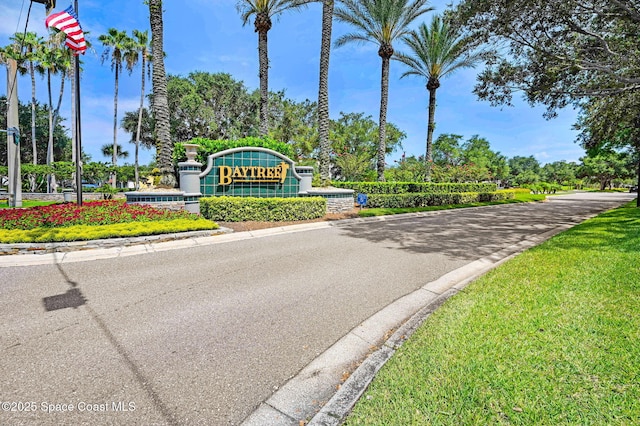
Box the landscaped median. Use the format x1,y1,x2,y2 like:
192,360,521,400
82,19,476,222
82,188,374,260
344,201,640,425
0,200,218,243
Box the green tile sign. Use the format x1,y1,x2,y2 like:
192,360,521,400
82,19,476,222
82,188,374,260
199,147,302,197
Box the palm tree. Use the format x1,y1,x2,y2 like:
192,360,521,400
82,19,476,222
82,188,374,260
128,29,151,190
99,28,135,187
334,0,432,181
148,0,176,187
101,143,129,160
39,32,73,192
10,32,45,165
237,0,310,136
317,0,334,184
396,15,484,180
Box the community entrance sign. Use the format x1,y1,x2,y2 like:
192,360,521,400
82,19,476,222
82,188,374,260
199,147,303,197
127,144,354,214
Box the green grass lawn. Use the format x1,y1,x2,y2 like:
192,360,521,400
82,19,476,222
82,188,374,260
358,192,546,217
0,199,58,209
346,201,640,425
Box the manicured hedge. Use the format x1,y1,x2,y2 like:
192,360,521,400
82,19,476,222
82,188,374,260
333,181,498,194
174,136,295,164
364,191,515,208
200,196,326,222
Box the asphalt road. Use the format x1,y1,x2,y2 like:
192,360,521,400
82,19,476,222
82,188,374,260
0,192,634,425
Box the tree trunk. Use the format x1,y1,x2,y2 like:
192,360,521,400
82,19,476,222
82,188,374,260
30,61,37,165
426,86,437,181
636,150,640,207
318,0,333,184
258,28,269,137
149,0,176,187
47,70,55,193
111,65,119,188
53,71,65,134
135,55,146,190
377,56,390,182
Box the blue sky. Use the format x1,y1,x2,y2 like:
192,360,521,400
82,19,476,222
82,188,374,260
1,0,586,167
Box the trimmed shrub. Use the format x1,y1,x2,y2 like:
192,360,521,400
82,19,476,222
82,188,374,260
333,181,498,194
174,137,295,164
200,196,326,222
365,191,514,208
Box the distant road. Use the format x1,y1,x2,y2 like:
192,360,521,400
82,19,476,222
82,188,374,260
0,192,633,425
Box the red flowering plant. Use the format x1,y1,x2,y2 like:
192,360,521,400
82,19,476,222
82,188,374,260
0,200,197,231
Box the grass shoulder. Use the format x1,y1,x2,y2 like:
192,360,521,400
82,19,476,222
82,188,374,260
345,201,640,425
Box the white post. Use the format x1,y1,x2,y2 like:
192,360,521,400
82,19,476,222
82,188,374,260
6,59,22,208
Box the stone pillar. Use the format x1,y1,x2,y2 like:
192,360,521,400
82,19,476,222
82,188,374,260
179,143,203,214
296,166,314,193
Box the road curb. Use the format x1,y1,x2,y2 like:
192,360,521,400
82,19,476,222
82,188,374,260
240,221,578,426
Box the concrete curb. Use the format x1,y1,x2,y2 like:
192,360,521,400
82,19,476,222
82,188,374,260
241,221,577,426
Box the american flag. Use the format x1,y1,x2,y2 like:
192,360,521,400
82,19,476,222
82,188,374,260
45,6,86,54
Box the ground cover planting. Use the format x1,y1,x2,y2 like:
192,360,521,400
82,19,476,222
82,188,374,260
0,200,218,243
345,201,640,425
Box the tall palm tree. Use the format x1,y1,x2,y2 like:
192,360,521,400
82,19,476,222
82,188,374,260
237,0,310,136
39,32,73,192
10,32,45,165
317,0,334,183
148,0,176,187
334,0,432,181
128,29,150,190
396,15,484,180
99,28,135,187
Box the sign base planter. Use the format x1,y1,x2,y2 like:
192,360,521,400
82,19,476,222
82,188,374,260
301,187,355,213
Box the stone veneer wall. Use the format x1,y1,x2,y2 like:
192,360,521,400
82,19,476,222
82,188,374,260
20,193,126,201
125,192,187,212
126,200,185,211
302,187,355,213
325,197,355,214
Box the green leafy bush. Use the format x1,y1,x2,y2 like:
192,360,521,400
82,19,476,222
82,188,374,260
365,191,514,208
200,196,326,222
174,137,295,164
333,181,498,195
526,182,563,194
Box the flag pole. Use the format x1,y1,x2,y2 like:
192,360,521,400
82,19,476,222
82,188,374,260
73,0,83,205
